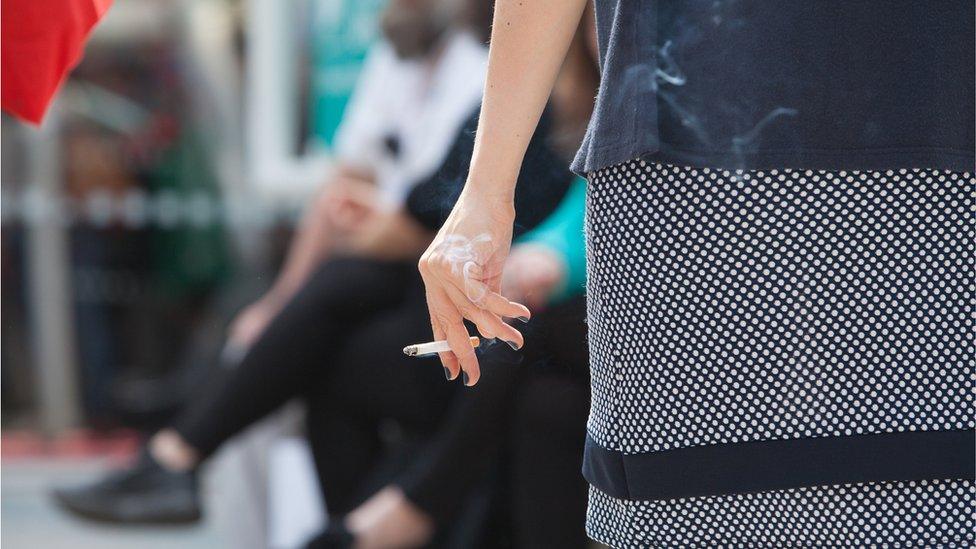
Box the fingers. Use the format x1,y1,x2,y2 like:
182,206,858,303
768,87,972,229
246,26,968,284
424,285,480,384
481,291,531,322
443,284,525,350
446,262,531,322
428,308,458,381
442,310,480,386
419,241,530,387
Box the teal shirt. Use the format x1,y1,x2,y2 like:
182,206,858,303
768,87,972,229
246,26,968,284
516,176,587,302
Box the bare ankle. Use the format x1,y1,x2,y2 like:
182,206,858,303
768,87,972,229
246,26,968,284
348,486,433,549
149,429,199,472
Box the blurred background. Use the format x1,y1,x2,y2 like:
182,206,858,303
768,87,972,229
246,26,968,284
7,1,970,547
2,0,599,547
2,0,394,546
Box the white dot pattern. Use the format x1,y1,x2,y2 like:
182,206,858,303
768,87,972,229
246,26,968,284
582,159,975,546
583,160,974,454
587,480,976,548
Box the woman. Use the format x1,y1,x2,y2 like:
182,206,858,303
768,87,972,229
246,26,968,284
419,0,974,546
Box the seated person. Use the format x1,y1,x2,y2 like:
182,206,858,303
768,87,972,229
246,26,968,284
226,0,491,354
55,8,599,549
326,17,598,546
52,0,492,526
330,178,590,549
53,105,573,546
300,17,598,543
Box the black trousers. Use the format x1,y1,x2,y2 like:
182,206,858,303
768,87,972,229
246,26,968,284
399,297,591,548
508,300,590,549
174,257,455,515
174,256,591,543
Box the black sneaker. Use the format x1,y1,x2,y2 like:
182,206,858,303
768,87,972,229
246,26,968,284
303,520,355,549
51,450,201,525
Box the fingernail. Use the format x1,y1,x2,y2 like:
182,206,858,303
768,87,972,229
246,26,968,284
462,371,470,386
517,316,530,323
506,340,521,351
444,367,453,380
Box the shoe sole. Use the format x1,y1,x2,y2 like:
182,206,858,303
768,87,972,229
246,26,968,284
51,491,202,526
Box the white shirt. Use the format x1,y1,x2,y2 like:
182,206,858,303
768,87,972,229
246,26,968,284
332,31,488,206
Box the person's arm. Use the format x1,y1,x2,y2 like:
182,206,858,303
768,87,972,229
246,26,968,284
345,208,434,261
227,46,394,348
266,41,397,302
226,171,371,350
467,0,587,196
418,0,587,385
262,172,372,306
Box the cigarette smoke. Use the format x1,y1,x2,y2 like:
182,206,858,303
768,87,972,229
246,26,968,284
596,1,802,172
436,232,494,304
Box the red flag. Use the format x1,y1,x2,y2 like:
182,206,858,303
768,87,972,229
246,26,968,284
2,0,113,125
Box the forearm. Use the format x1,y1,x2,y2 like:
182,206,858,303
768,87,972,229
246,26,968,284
418,0,581,382
264,220,331,307
349,211,434,261
466,0,587,199
265,168,377,306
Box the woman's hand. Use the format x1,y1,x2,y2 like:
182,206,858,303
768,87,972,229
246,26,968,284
418,185,530,386
415,0,585,385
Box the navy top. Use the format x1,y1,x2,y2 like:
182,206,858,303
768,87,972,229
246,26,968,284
572,0,976,174
406,107,571,236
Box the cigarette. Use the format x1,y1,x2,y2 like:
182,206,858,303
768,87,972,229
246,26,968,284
404,336,481,357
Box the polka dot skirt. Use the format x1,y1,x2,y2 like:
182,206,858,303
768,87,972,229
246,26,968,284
583,160,974,544
587,480,975,548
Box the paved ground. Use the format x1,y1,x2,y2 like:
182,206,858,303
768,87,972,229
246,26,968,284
2,457,223,549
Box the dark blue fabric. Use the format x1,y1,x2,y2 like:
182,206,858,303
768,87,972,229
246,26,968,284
406,107,571,236
583,430,976,501
572,0,976,174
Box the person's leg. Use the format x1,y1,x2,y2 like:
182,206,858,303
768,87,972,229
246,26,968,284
303,285,458,548
318,301,584,548
338,343,523,549
509,374,590,548
171,257,414,462
52,258,414,525
508,297,590,548
392,342,523,525
305,406,384,517
305,283,454,513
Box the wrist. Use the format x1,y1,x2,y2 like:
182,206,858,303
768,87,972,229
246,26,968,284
462,173,516,208
260,290,288,313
